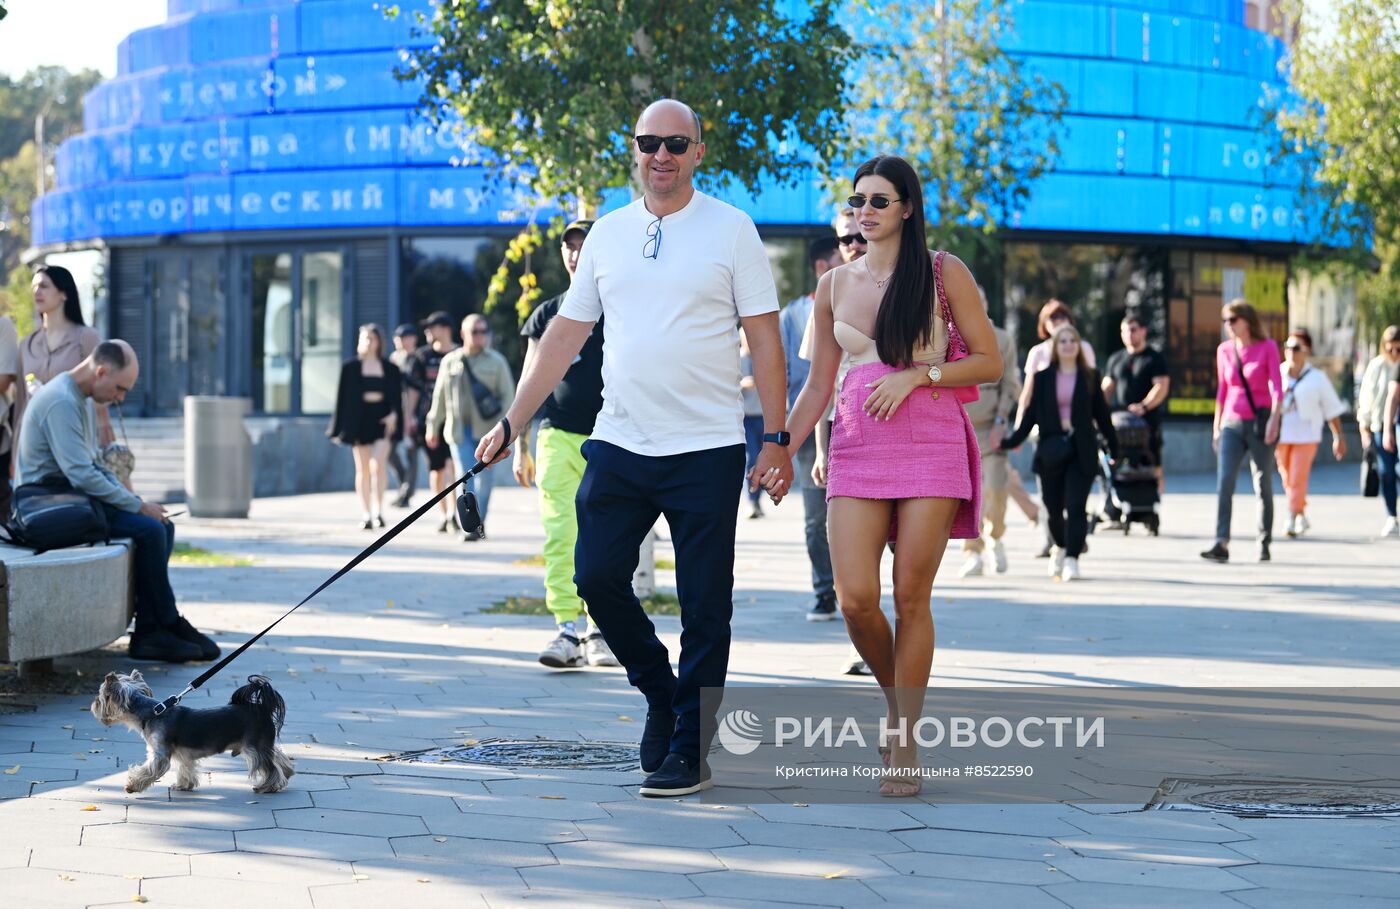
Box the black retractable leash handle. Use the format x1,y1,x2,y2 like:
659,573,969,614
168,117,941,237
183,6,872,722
152,418,512,715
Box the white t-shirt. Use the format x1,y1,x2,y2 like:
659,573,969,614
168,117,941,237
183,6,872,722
1278,364,1346,444
559,191,779,456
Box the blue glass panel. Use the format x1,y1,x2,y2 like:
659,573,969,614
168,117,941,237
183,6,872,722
158,61,271,124
1015,173,1172,233
1136,65,1199,121
398,168,548,226
233,169,399,228
1108,6,1146,62
131,121,247,178
269,52,422,111
1019,56,1083,110
1005,1,1101,56
297,0,430,53
1189,124,1267,185
1056,116,1155,176
1077,60,1137,116
191,6,297,65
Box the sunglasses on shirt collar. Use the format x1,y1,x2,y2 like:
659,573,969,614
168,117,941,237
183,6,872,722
634,134,698,155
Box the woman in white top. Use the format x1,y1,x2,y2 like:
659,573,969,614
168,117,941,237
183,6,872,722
1358,325,1400,536
1275,329,1347,538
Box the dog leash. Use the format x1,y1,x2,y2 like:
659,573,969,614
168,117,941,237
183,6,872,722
152,418,512,715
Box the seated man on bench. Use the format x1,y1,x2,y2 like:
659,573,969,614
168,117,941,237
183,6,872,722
16,340,219,663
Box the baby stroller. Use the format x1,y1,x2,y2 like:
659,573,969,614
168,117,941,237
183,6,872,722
1097,411,1160,536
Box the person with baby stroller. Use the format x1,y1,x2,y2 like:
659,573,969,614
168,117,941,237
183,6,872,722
1100,313,1170,531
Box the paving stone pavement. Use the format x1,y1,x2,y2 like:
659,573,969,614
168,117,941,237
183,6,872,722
1,463,1398,907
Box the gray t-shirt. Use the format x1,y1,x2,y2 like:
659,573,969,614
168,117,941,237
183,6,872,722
17,373,140,512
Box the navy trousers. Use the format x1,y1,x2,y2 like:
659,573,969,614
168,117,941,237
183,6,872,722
574,440,744,762
101,504,180,635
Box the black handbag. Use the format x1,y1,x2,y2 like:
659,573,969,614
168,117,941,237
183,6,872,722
461,356,503,421
1362,445,1380,498
1036,432,1075,472
1233,347,1272,442
6,479,110,552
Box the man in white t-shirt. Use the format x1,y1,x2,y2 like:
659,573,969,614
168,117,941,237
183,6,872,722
475,99,793,797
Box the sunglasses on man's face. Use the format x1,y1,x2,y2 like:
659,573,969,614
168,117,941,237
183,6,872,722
1285,343,1305,352
838,233,865,246
848,194,904,210
634,134,697,155
1223,316,1240,324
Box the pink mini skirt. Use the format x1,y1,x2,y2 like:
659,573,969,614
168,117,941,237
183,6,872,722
826,361,981,540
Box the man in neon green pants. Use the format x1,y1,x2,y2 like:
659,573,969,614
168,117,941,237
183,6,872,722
514,220,619,669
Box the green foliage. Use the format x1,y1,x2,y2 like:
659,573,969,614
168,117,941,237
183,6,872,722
834,0,1068,248
484,592,680,616
0,67,101,280
1,263,34,336
398,0,857,210
1269,0,1400,331
170,543,255,567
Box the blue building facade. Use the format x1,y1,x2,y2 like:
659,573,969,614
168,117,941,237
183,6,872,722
30,0,1308,419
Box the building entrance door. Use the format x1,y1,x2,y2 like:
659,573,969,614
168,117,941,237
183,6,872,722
249,248,346,414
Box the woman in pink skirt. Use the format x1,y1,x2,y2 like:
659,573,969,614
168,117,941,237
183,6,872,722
786,155,1002,796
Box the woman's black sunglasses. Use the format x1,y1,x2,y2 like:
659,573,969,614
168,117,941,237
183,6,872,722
635,134,697,155
848,194,904,210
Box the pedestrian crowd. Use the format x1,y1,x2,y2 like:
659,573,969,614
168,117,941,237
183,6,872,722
6,96,1399,800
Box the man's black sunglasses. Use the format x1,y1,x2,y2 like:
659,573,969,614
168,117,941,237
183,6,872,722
635,134,698,155
838,233,865,246
848,194,904,210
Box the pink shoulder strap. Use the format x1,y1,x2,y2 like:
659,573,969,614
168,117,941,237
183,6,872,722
934,250,969,360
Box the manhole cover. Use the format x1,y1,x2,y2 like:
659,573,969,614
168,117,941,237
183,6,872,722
382,739,641,770
1150,779,1400,817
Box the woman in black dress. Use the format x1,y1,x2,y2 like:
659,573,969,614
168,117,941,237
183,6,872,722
329,324,403,529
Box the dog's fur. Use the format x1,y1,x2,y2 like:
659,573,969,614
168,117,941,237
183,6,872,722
91,670,294,794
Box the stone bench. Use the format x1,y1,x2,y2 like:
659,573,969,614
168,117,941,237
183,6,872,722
0,541,135,675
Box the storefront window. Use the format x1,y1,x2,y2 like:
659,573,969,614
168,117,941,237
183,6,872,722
1004,242,1166,371
1167,251,1288,414
250,250,343,415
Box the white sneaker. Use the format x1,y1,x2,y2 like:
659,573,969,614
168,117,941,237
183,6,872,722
582,632,620,667
1383,516,1399,537
990,539,1008,574
959,553,985,578
1061,557,1081,581
1297,514,1310,537
538,634,584,669
841,645,871,676
1048,547,1065,580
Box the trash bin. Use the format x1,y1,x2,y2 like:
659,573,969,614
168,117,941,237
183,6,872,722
184,396,253,518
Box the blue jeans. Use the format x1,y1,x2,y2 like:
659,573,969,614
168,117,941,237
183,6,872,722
449,428,495,521
573,440,744,761
1378,443,1398,518
1215,422,1275,545
741,415,765,505
102,504,180,635
792,434,834,602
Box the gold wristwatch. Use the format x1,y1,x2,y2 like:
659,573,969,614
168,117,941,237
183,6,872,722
926,365,942,385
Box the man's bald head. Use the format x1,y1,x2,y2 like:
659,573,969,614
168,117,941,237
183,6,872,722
88,339,139,406
633,98,706,202
635,99,703,142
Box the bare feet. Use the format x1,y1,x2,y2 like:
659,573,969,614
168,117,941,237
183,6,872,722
879,746,922,797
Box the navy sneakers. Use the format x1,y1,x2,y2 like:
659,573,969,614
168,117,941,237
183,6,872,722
639,753,712,798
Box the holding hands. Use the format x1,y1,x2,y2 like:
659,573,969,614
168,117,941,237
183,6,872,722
748,443,794,505
862,367,925,421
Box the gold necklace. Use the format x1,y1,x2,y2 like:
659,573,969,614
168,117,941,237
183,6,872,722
864,258,894,290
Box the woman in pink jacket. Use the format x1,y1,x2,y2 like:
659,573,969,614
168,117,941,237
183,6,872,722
1202,299,1283,563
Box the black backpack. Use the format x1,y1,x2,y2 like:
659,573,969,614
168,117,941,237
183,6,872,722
5,480,110,553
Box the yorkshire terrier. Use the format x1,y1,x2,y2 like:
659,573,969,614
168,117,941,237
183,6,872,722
90,670,295,794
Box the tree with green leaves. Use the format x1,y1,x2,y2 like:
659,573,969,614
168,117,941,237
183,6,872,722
833,0,1067,263
1270,0,1400,333
0,65,103,321
395,0,857,320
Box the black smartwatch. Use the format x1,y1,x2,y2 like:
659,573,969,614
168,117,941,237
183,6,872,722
762,431,791,446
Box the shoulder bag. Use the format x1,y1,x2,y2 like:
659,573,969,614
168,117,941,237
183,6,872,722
1232,345,1272,442
461,354,503,421
5,478,110,553
933,250,980,405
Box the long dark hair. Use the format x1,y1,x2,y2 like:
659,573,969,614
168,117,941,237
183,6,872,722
35,265,85,327
856,155,934,368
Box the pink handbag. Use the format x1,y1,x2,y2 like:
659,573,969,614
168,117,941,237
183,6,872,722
933,250,980,405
